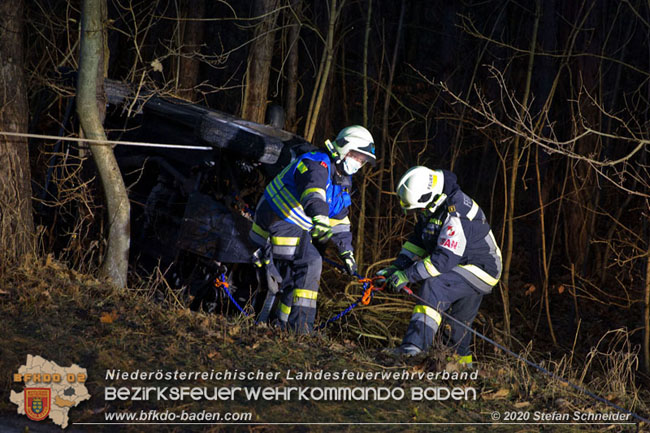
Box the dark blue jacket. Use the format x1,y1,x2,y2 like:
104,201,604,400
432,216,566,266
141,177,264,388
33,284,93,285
263,151,353,253
396,170,502,293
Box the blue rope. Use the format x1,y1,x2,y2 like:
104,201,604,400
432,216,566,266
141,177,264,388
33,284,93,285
318,279,373,329
216,273,249,317
318,257,374,329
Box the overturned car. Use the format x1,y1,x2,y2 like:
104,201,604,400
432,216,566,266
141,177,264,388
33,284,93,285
103,80,315,315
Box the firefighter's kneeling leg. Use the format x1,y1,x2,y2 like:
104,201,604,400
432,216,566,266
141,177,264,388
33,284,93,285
275,280,293,327
447,291,483,362
275,274,293,330
286,242,322,334
402,272,478,351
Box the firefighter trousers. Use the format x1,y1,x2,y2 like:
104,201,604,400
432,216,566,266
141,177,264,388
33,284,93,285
403,272,483,358
249,199,322,334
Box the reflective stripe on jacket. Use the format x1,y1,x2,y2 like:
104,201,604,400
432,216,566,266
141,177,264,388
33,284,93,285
263,151,352,230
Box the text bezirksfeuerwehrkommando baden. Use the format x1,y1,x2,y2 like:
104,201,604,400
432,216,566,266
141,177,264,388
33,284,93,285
105,385,476,402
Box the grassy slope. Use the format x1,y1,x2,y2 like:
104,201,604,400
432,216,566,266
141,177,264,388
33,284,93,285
0,256,645,432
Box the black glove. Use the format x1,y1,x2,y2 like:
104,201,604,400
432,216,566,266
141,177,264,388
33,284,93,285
340,250,357,276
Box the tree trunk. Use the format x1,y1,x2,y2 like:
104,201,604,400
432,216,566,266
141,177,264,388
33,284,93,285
285,0,301,132
643,243,650,374
372,1,405,263
535,145,557,345
177,0,206,101
362,0,372,128
501,0,540,344
78,0,130,288
354,0,372,270
564,2,600,276
241,0,280,123
304,0,340,142
0,0,34,262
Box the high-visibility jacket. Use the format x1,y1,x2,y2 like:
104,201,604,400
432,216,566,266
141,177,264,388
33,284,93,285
260,151,353,253
397,170,502,293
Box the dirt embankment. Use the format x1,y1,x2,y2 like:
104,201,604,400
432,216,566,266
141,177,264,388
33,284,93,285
0,256,646,432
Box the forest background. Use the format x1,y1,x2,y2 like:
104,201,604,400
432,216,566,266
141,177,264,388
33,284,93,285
1,0,650,423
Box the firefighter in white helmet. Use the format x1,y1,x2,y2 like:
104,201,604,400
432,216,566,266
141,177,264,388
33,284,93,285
250,125,376,333
379,166,502,365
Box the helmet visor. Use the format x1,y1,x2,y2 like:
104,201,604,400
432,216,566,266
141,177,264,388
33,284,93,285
346,150,376,167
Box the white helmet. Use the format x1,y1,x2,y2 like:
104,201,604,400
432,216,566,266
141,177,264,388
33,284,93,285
325,125,376,166
396,166,444,209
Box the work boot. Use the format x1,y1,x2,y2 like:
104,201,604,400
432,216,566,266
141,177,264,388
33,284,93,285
385,343,422,357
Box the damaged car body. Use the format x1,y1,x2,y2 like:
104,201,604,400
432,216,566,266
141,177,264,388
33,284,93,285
99,80,315,314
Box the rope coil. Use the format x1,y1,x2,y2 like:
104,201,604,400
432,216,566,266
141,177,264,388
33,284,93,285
321,257,648,424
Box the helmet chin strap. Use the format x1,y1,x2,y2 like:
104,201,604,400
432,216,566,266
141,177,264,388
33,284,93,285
332,162,352,186
425,193,447,214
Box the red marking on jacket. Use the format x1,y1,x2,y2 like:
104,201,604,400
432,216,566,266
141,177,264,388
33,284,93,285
441,239,458,250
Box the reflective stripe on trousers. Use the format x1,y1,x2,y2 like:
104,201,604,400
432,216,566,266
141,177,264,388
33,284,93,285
448,353,473,365
403,304,442,350
288,288,318,334
277,302,291,323
402,272,483,357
